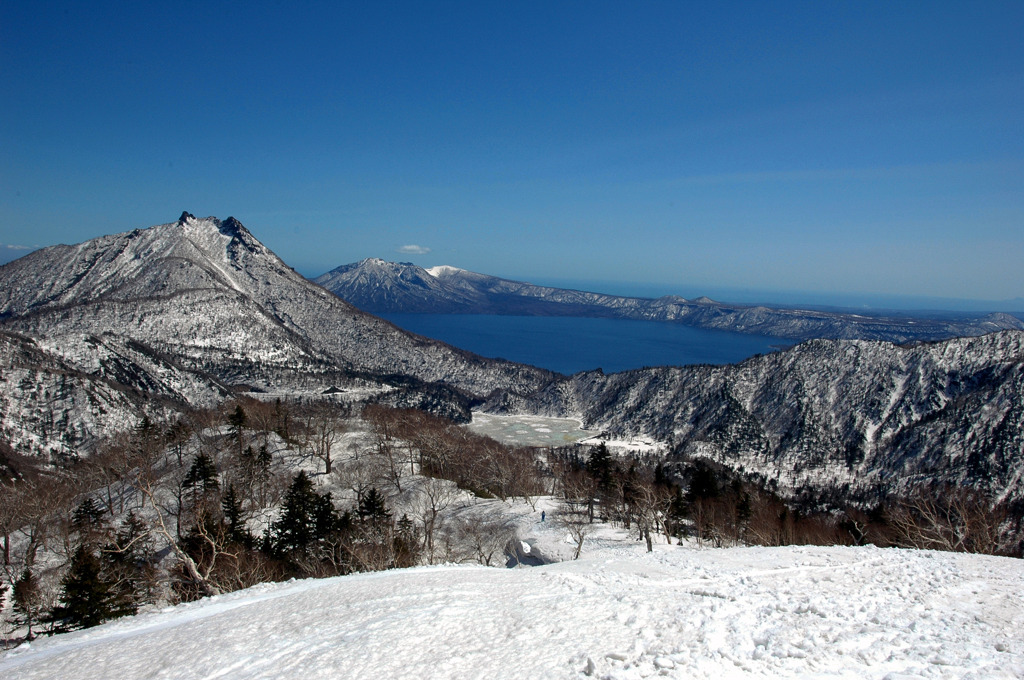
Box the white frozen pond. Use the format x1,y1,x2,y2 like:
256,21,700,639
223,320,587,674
467,413,598,447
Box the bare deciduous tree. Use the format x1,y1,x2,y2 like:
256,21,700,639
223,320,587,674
409,476,461,564
452,510,518,566
363,404,407,492
887,486,1010,554
299,403,347,475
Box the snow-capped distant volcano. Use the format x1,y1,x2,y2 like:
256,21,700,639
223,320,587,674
425,264,466,277
313,258,485,313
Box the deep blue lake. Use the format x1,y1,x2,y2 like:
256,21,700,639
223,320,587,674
380,314,791,375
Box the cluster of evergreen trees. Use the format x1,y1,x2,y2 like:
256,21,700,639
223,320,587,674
8,498,152,637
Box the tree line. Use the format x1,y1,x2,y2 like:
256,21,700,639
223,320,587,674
546,443,1021,559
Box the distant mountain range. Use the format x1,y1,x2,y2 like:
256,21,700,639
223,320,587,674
1,214,1022,505
315,258,1024,344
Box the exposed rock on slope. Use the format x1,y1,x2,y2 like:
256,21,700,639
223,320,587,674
317,258,1024,343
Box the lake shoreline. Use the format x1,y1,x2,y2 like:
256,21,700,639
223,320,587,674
380,313,790,375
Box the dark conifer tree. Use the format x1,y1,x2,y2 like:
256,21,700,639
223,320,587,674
13,568,44,640
270,471,336,556
227,405,247,456
71,497,109,547
586,443,614,492
357,487,391,524
221,484,252,547
685,461,721,504
393,514,419,568
104,511,156,606
654,462,672,489
182,453,220,496
51,546,136,632
256,444,272,472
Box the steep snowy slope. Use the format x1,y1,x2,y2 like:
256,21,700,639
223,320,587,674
0,214,555,398
486,331,1024,502
316,258,1024,342
2,537,1021,679
0,332,220,458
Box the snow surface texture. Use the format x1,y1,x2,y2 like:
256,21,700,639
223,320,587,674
468,413,664,455
4,515,1022,679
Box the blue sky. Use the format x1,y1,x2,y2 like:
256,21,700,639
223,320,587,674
2,1,1022,309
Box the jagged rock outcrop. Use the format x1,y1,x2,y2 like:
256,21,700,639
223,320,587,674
316,259,1024,343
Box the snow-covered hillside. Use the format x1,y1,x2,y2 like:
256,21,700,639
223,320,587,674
2,212,1022,507
3,519,1022,679
0,213,553,398
487,330,1024,503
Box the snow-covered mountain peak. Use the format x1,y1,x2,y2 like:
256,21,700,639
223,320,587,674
0,213,289,317
426,265,465,278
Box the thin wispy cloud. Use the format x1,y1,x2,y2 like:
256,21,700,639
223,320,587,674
397,245,431,255
3,243,33,251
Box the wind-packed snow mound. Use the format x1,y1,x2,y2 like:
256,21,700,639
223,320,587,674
3,543,1022,679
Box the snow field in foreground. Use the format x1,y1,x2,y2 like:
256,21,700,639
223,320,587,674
2,528,1022,680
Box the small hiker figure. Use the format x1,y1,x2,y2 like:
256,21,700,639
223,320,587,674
541,510,545,522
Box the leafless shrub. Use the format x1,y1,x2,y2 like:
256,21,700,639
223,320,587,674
886,485,1012,555
449,510,518,566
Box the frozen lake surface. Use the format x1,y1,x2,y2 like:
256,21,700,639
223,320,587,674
467,413,665,454
466,413,598,447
